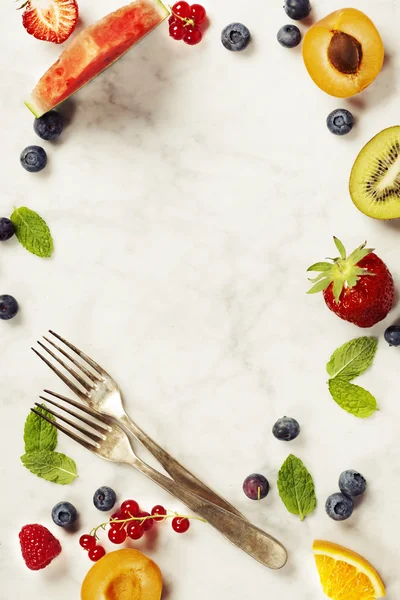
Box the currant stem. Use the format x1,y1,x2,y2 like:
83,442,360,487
168,5,195,27
90,510,206,540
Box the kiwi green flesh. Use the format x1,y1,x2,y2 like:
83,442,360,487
350,126,400,220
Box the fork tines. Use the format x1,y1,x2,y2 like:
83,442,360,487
32,330,105,402
33,392,111,452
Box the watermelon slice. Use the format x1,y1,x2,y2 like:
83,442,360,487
25,0,169,117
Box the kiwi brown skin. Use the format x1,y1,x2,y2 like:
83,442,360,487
350,126,400,220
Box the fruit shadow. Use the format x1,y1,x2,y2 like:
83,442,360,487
161,581,173,599
139,521,160,552
59,30,175,133
347,53,396,111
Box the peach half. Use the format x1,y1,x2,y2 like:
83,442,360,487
81,549,162,600
302,8,384,98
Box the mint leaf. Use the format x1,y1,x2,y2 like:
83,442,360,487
328,379,378,418
21,450,78,485
23,405,57,453
326,337,378,381
10,206,53,258
277,454,316,521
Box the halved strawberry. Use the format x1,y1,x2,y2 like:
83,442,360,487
22,0,79,44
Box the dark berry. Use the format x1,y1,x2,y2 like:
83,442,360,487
191,4,206,24
327,109,354,136
138,511,154,531
88,545,106,561
325,493,354,521
108,527,127,544
272,417,300,441
0,218,15,241
34,111,64,141
221,23,251,52
120,499,139,517
79,534,96,550
93,486,116,511
277,24,301,48
384,325,400,347
151,505,167,522
0,295,18,320
339,470,367,497
184,26,202,45
172,517,190,533
284,0,311,20
51,501,78,527
127,522,144,540
243,474,270,500
20,145,47,173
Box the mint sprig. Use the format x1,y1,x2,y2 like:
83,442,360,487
326,337,378,418
277,454,316,521
21,405,77,485
10,206,53,258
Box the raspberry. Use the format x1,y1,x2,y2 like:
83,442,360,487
19,524,61,571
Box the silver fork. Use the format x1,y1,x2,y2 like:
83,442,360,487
31,394,288,569
32,330,243,519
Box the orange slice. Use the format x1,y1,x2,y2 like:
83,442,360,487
313,540,386,599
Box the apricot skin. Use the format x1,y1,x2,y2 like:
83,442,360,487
81,549,162,600
302,8,384,98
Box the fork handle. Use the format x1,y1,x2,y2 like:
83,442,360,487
120,413,245,519
127,455,288,570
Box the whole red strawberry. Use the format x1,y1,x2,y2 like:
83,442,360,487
19,524,61,570
21,0,79,44
307,237,395,328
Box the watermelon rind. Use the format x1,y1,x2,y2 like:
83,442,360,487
25,0,169,117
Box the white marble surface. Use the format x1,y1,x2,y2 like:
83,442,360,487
1,0,400,597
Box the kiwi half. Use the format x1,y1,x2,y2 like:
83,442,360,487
350,126,400,219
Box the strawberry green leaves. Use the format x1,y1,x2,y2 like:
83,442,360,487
326,337,379,418
277,455,316,521
10,206,53,258
21,405,77,485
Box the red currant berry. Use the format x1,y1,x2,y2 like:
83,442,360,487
172,1,190,18
138,511,154,531
190,4,206,24
110,511,122,522
151,505,167,522
169,14,176,24
127,521,145,540
79,534,97,550
172,517,190,533
169,22,185,40
88,545,106,562
108,527,127,544
120,499,140,518
183,26,202,45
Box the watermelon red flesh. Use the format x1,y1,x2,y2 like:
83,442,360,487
25,0,169,117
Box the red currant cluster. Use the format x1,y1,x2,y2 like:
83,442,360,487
79,499,195,562
169,2,207,46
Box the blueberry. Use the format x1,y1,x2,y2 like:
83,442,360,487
51,501,78,527
20,145,47,173
327,109,354,136
221,23,251,52
339,470,367,497
384,325,400,347
272,417,300,441
93,486,117,511
0,218,15,241
0,295,18,320
34,111,64,141
284,0,311,20
325,493,354,521
277,25,301,48
243,474,269,500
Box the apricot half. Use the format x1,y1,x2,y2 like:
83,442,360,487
81,549,162,600
302,8,384,97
